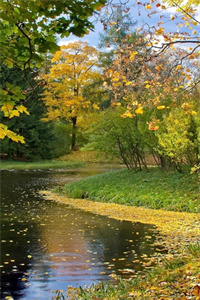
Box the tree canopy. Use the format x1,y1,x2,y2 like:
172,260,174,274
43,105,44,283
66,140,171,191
42,41,102,150
0,0,106,142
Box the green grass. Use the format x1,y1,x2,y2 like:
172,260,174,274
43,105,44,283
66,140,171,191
0,160,84,170
61,168,199,213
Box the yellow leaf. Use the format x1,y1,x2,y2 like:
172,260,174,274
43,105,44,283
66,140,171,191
6,129,25,143
130,51,138,59
145,84,151,89
125,111,133,118
17,105,30,115
92,104,99,110
125,81,132,86
9,110,20,118
1,104,14,113
135,107,143,114
0,126,7,139
155,27,164,35
157,105,165,110
145,4,151,9
21,278,27,282
191,110,197,115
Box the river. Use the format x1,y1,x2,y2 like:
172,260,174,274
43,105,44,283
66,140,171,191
1,167,162,300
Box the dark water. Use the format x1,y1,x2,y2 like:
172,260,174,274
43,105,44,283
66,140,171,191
1,167,162,300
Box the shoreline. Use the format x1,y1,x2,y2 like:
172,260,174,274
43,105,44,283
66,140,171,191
41,190,200,252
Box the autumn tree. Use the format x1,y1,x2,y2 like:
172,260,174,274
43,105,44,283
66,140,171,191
102,0,200,61
42,41,102,151
0,0,106,142
102,42,200,169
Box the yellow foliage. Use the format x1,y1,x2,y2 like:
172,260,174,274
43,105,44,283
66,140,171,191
42,41,101,124
1,104,14,112
176,65,182,70
8,110,20,118
0,124,25,143
17,105,30,115
123,110,133,118
130,51,138,59
155,27,164,35
135,106,144,114
164,0,200,9
0,124,7,139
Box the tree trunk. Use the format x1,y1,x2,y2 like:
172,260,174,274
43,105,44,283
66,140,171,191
71,116,77,151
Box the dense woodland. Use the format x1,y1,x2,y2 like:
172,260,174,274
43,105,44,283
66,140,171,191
0,0,199,172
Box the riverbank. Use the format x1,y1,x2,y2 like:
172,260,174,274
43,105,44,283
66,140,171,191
60,168,199,213
0,160,84,170
46,166,200,299
42,191,200,300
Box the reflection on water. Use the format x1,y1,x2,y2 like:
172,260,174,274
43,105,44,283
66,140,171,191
1,168,161,300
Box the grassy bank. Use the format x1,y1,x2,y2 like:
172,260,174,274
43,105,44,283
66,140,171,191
0,160,84,170
61,168,199,213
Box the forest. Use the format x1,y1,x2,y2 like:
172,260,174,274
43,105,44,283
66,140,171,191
1,0,199,173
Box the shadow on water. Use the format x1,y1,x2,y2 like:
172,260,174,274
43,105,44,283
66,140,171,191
0,168,165,300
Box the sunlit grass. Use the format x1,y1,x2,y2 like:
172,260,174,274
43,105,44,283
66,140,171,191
62,168,199,213
0,160,84,170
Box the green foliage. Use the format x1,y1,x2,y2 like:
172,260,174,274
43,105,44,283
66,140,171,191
156,108,199,170
47,122,91,158
62,168,199,213
0,0,106,69
187,242,200,257
0,65,55,160
86,109,151,170
51,122,72,157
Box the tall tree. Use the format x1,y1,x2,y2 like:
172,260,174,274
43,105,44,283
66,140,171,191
42,41,102,150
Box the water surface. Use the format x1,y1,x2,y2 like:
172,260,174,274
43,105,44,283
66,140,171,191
1,167,162,300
